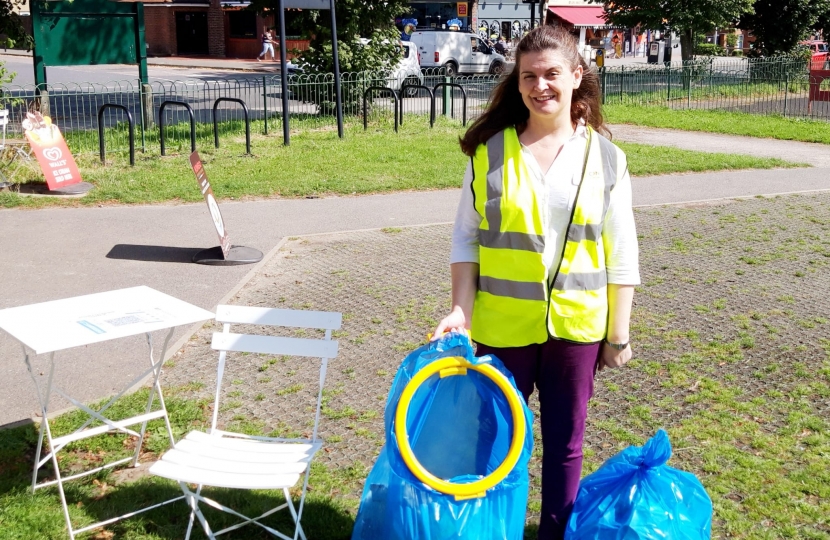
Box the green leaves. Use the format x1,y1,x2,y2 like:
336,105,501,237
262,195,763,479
0,0,32,50
739,0,830,56
592,0,754,32
248,0,410,74
591,0,755,61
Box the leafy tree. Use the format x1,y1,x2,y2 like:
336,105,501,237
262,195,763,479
590,0,755,62
813,8,830,41
248,0,411,73
248,0,411,115
1,0,32,49
739,0,830,56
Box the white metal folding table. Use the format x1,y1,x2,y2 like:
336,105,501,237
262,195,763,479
0,286,214,539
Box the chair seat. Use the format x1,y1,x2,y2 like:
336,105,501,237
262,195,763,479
1,139,28,147
150,431,322,490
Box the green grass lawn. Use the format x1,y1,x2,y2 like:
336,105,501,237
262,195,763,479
606,104,830,144
0,116,806,209
0,389,362,540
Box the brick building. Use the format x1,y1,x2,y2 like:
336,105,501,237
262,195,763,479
144,0,275,58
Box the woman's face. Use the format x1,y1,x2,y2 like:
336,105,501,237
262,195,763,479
518,49,583,127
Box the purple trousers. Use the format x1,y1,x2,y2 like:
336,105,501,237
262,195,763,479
476,338,602,540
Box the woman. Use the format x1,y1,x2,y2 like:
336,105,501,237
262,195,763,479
257,27,275,62
432,25,639,539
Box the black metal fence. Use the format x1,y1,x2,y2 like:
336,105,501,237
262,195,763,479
598,56,830,119
1,57,828,157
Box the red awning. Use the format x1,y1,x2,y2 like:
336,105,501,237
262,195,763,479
548,6,612,28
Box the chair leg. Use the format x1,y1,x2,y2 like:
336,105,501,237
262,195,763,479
284,487,307,540
181,482,216,540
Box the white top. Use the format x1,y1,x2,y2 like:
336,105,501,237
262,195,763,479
0,286,215,354
450,125,641,285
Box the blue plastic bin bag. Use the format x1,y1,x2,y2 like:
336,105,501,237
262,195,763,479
351,332,534,540
565,429,712,540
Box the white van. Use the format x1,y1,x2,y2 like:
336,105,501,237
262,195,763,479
409,30,507,76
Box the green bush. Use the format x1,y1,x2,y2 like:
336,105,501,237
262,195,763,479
731,50,744,57
695,43,725,56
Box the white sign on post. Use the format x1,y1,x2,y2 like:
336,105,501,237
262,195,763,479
284,0,330,8
190,151,231,259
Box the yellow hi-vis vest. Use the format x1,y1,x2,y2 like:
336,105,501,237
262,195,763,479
470,126,626,347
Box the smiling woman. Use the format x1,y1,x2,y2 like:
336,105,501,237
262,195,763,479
433,25,640,540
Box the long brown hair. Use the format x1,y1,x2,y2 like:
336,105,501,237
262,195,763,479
459,25,609,157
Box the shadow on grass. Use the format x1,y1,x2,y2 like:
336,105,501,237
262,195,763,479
0,419,355,539
77,482,357,540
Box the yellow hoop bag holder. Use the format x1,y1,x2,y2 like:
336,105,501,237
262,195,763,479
351,332,533,540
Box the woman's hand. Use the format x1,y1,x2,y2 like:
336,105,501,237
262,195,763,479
431,306,468,341
598,342,632,371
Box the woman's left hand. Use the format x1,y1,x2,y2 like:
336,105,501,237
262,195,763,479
599,342,632,371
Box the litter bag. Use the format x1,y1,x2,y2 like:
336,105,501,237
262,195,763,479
351,332,533,540
565,429,712,540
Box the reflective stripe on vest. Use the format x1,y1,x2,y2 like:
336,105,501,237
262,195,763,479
470,126,622,347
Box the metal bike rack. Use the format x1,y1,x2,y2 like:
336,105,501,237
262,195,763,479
432,82,468,126
400,84,436,128
363,86,399,133
97,104,135,166
212,98,251,155
158,100,196,156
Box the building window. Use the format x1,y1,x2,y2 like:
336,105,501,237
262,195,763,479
228,11,257,39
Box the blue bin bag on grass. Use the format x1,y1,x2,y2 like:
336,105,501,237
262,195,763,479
351,332,534,540
565,429,712,540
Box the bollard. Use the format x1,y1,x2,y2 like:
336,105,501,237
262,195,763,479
98,104,135,166
212,98,251,155
158,100,196,156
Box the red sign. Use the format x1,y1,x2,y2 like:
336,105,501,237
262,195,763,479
190,151,231,258
457,2,468,17
22,112,82,191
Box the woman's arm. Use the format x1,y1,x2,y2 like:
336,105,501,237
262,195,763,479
600,284,634,369
600,160,639,369
606,283,633,344
432,162,481,339
433,262,479,337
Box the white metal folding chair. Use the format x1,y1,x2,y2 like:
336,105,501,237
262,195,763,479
149,305,341,540
0,108,35,187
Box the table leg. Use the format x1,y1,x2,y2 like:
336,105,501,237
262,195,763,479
23,347,48,492
25,352,77,538
132,327,176,467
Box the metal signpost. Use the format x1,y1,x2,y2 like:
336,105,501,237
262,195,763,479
189,151,263,266
282,0,343,142
30,0,150,87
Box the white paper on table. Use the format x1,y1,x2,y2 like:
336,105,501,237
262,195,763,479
76,308,177,335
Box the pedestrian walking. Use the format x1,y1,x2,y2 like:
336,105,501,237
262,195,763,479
257,27,276,62
432,24,640,540
612,33,622,59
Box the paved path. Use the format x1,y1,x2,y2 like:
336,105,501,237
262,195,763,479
611,124,830,167
2,128,830,426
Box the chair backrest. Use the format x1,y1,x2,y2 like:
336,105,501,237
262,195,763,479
0,109,8,147
209,305,342,441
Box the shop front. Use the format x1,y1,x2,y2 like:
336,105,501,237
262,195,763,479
406,2,471,31
475,1,537,42
546,5,635,60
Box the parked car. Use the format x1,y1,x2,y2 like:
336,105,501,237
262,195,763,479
358,39,425,97
803,40,829,54
802,40,829,70
409,29,507,76
388,41,425,97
